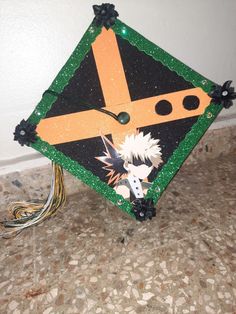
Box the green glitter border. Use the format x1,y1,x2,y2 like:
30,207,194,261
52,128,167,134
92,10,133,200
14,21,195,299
26,19,222,218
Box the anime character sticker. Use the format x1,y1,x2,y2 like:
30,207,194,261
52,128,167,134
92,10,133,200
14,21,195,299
96,132,163,201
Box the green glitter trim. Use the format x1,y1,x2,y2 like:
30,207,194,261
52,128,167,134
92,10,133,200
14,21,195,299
26,18,223,219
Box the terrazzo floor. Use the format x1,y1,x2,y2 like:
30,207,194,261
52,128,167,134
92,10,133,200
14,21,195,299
0,151,235,314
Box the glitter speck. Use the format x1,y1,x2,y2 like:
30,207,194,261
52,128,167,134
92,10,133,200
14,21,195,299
89,26,95,34
35,110,41,116
117,199,123,206
207,112,213,119
121,27,127,35
155,186,160,193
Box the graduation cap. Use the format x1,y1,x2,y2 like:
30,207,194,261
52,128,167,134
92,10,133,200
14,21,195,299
1,3,235,236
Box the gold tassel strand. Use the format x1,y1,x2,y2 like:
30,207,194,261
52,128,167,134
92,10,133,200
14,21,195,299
0,163,66,238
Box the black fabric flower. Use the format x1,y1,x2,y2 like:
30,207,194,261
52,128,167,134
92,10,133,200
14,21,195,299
93,3,119,29
131,198,156,222
14,119,37,146
208,80,236,109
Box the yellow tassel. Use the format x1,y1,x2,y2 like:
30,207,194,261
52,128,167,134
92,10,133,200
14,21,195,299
0,163,66,238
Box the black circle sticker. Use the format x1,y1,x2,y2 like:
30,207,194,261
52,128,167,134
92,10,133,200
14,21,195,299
183,95,200,110
155,100,172,115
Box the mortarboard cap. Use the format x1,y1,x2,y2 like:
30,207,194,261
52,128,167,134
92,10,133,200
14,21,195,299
1,3,235,236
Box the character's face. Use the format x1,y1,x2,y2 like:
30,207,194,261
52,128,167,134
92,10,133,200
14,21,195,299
127,163,153,179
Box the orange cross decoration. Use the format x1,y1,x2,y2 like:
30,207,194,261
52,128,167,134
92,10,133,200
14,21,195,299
36,28,211,147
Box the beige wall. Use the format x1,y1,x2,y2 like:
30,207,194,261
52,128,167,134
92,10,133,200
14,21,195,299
0,0,236,170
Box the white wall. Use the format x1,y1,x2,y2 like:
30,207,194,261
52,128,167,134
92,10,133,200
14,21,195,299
0,0,236,170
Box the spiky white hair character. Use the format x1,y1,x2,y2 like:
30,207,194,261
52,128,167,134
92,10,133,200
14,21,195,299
118,132,162,168
96,132,163,186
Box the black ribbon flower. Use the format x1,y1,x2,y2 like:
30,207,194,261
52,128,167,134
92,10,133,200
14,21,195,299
14,119,37,146
208,80,236,109
131,198,156,222
93,3,119,29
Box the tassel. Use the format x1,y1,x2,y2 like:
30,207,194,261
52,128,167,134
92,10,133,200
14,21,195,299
0,162,66,238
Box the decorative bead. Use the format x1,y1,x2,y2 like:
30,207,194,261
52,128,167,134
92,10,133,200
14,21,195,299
14,119,37,146
208,80,236,109
117,112,130,124
93,3,119,29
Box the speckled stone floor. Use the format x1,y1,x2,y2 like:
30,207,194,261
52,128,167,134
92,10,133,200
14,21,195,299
0,151,235,314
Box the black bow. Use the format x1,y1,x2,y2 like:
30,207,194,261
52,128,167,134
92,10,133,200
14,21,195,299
131,198,156,222
14,119,37,146
93,3,119,29
208,80,236,109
